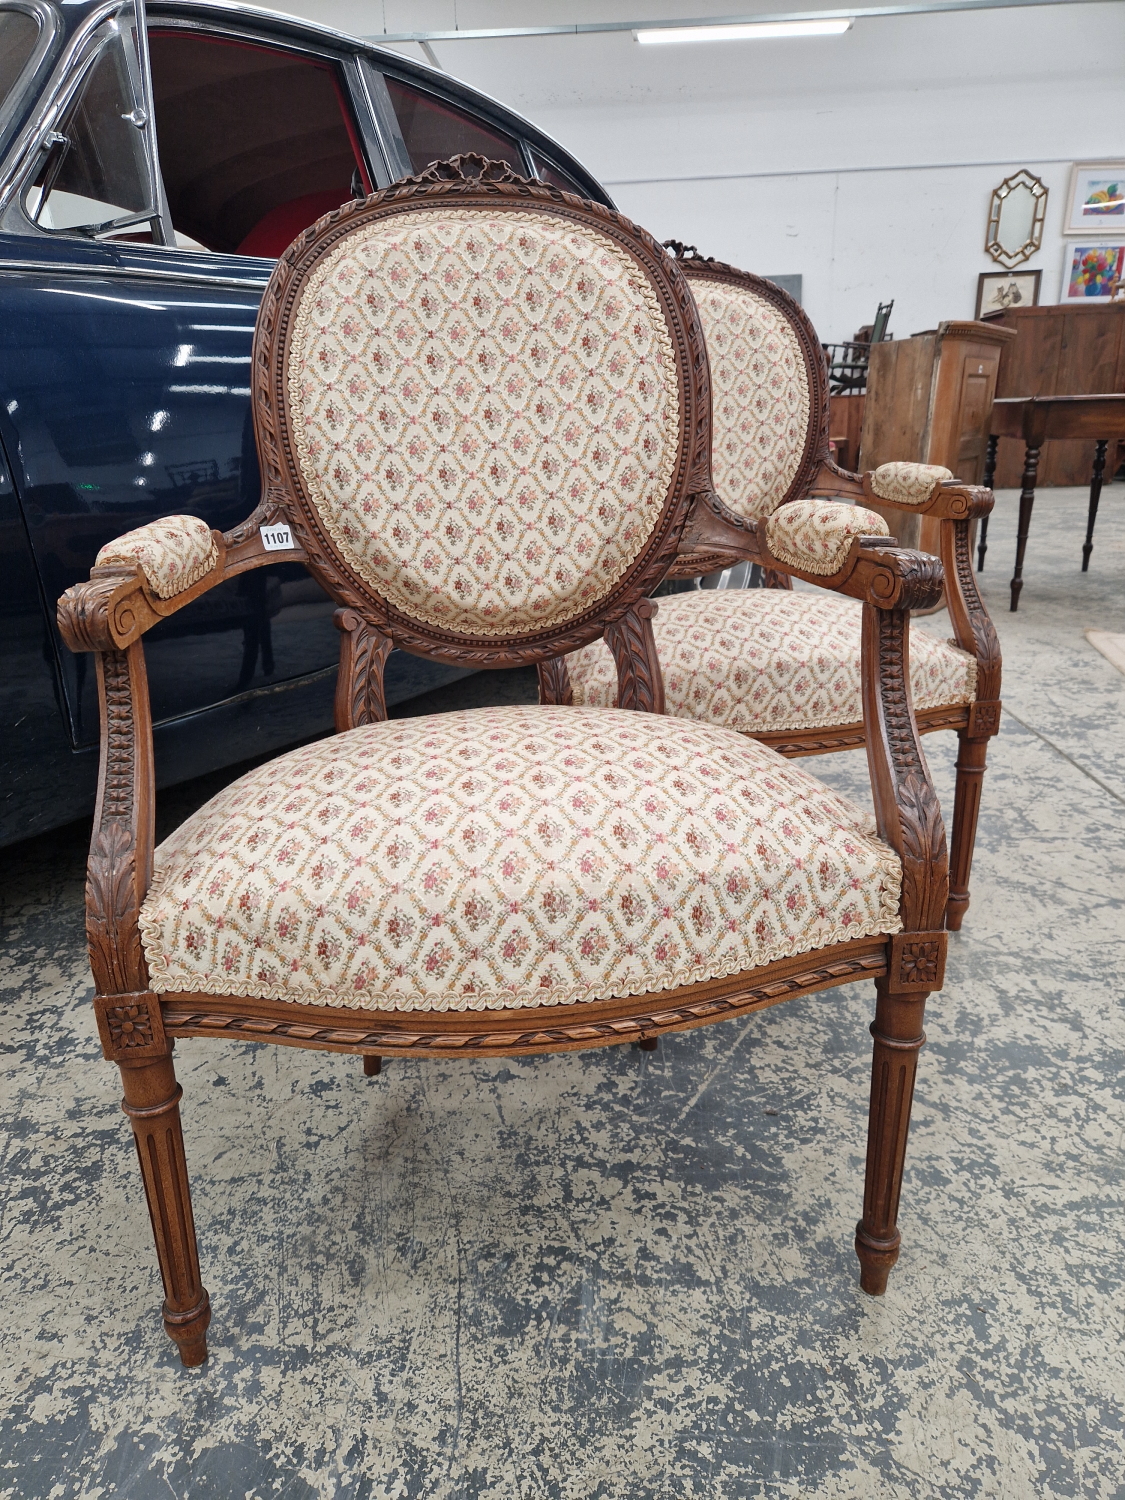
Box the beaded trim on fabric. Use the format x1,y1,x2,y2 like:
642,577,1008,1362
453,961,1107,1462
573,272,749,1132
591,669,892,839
286,210,681,638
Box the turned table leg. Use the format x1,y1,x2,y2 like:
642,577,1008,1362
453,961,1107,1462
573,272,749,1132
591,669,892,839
1082,439,1109,572
978,434,998,571
1009,442,1040,612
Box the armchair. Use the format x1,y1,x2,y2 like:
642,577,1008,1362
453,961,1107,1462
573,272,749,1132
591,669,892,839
563,248,1001,932
58,157,951,1367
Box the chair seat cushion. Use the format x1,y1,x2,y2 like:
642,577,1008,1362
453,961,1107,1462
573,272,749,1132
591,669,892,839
567,590,977,734
140,706,902,1014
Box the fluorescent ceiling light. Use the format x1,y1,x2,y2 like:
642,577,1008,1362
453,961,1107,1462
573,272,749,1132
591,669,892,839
636,18,853,42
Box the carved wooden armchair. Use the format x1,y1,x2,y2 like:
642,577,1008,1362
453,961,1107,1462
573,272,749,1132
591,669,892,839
562,248,1001,932
58,159,950,1368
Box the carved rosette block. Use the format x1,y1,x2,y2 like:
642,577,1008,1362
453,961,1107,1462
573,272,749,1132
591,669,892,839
95,992,167,1060
888,931,947,993
966,700,1002,740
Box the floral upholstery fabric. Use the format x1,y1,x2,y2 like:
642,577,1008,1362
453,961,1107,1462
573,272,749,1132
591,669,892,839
765,498,888,575
139,706,902,1013
287,210,680,638
566,591,978,734
870,462,953,507
692,276,811,521
95,515,217,599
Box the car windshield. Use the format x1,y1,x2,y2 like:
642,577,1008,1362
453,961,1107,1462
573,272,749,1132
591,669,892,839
0,7,42,118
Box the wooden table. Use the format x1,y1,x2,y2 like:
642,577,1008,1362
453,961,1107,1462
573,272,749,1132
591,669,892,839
979,394,1125,611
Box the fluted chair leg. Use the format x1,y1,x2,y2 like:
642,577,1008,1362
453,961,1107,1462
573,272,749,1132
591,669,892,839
119,1053,210,1366
946,732,990,931
855,979,928,1296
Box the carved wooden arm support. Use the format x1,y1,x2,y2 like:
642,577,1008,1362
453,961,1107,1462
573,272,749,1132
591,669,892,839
859,554,950,983
84,641,155,999
57,518,307,655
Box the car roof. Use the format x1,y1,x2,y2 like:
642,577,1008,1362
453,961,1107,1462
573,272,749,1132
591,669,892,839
22,0,611,207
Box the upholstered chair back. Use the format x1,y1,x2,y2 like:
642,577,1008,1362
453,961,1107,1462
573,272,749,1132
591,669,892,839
253,162,709,659
673,253,828,522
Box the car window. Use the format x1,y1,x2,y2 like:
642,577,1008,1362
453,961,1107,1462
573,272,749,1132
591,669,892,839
0,9,41,115
383,76,524,177
148,32,371,257
24,35,153,235
527,147,587,197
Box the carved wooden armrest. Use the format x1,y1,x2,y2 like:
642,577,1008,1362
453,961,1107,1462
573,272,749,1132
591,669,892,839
57,510,307,655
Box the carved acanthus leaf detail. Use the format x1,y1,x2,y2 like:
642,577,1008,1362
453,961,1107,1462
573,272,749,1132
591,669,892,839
334,609,394,729
604,601,665,713
87,820,146,993
537,657,574,706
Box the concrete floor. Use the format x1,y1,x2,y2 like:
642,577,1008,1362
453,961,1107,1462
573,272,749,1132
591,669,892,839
1,485,1123,1499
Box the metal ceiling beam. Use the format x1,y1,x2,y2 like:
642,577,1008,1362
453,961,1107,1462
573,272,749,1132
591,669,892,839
366,0,1105,44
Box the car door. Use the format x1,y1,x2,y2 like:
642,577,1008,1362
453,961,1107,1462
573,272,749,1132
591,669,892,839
0,1,473,765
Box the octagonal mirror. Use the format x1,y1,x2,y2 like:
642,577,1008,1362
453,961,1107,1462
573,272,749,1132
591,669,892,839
985,170,1047,269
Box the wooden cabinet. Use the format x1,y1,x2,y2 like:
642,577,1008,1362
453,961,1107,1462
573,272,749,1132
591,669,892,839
828,392,864,473
988,303,1125,486
858,319,1015,552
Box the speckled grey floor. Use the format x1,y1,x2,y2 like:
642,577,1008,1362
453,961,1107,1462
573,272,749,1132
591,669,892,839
1,486,1123,1499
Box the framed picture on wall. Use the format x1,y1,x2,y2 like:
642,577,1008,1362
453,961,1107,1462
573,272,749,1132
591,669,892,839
976,269,1041,318
1064,163,1125,234
1060,243,1125,300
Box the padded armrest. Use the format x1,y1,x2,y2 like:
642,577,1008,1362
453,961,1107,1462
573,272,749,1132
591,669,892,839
95,515,218,600
765,498,889,576
868,462,953,507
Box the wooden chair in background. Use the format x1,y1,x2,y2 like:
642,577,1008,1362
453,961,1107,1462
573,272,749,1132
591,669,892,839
561,246,1000,932
58,159,950,1365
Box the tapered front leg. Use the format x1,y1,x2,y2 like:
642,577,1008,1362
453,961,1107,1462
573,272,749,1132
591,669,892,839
946,732,990,931
119,1050,210,1366
855,977,929,1295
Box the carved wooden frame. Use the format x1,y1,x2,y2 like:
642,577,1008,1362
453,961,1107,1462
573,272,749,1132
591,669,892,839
250,158,714,677
653,243,1004,933
56,158,953,1367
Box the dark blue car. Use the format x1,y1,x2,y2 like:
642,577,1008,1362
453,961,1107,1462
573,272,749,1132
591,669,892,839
0,0,612,846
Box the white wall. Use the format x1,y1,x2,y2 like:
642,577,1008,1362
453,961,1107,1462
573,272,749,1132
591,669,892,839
285,1,1125,341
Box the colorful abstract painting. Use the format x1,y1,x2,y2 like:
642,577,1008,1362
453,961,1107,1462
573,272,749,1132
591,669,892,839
1064,244,1125,299
1079,179,1125,219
